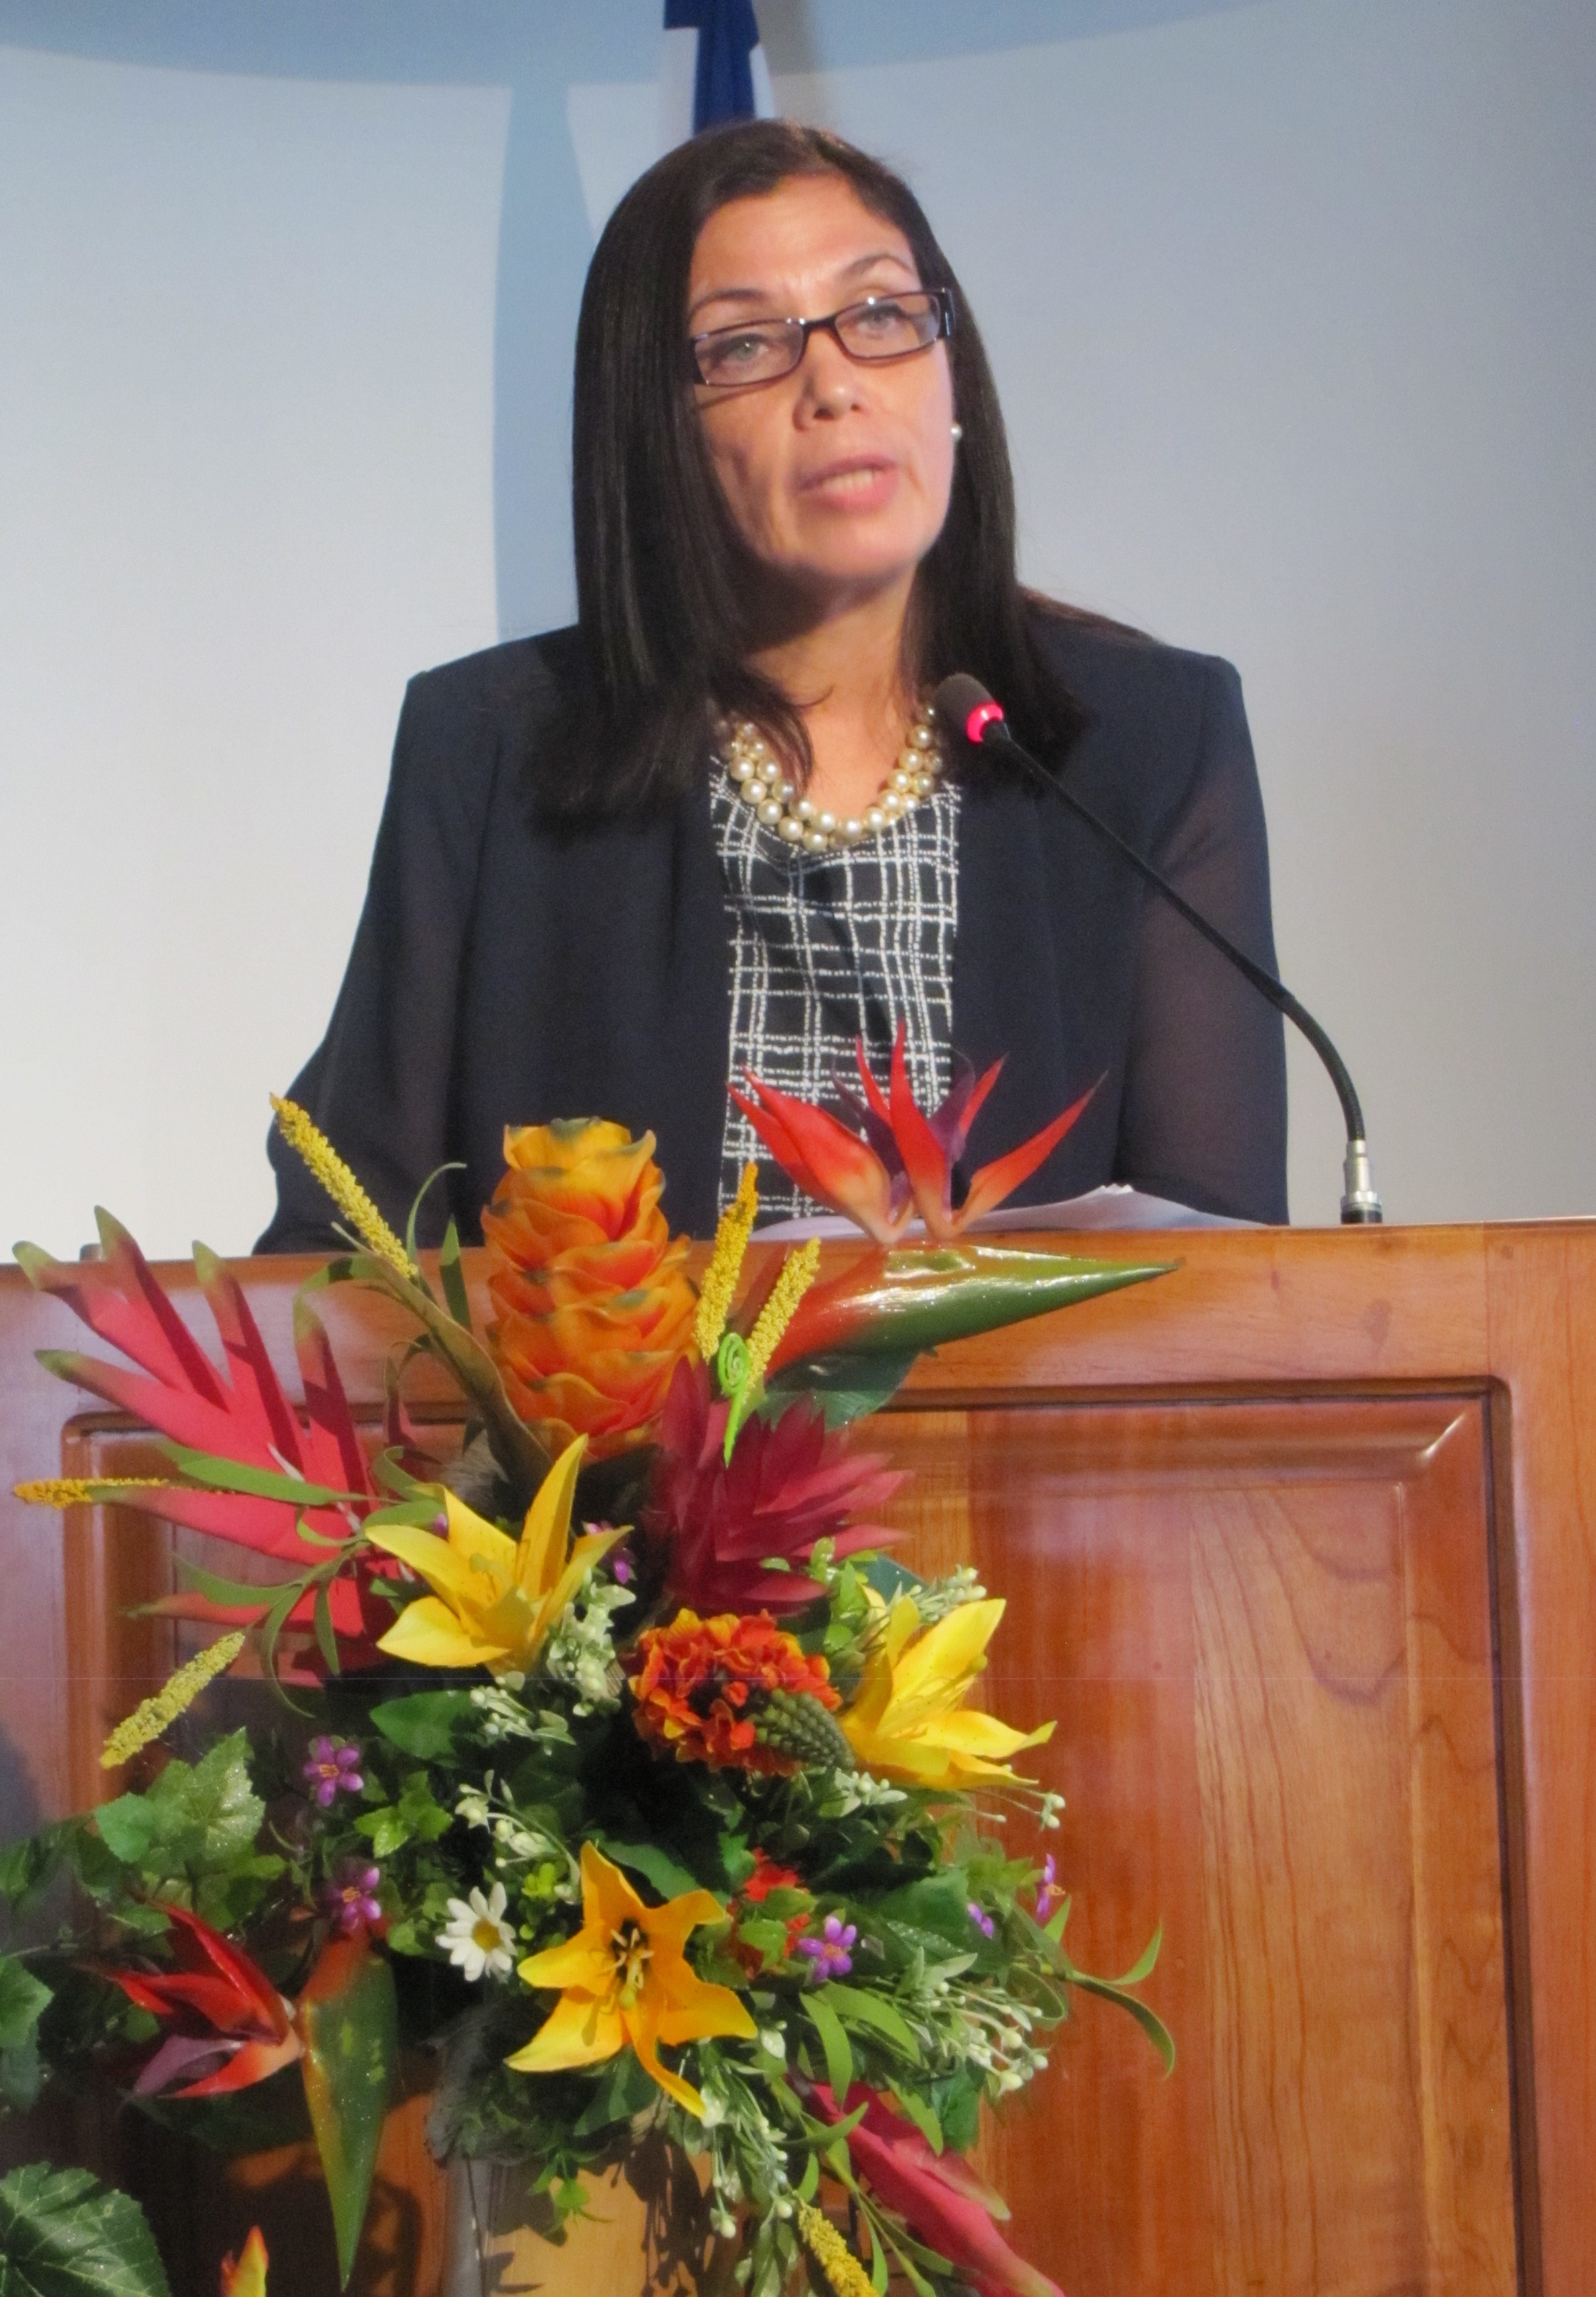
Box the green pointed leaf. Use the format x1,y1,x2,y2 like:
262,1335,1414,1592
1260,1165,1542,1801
801,1992,854,2100
298,1937,398,2287
160,1444,355,1508
313,1584,342,1677
816,1981,920,2061
0,2163,172,2296
0,1958,51,2052
167,1558,288,1610
438,1217,472,1333
764,1352,918,1428
593,1836,703,1902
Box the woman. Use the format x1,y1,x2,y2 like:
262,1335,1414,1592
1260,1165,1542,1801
260,121,1287,1252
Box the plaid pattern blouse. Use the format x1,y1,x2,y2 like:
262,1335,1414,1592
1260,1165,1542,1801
710,768,963,1220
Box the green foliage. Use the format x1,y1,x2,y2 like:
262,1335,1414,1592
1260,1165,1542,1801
370,1691,476,1760
299,1946,398,2289
0,2164,171,2297
355,1771,452,1862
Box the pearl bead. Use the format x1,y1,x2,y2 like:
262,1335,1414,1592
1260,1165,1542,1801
743,778,766,805
881,791,902,816
778,816,805,843
795,798,815,823
842,818,864,842
818,811,837,834
898,747,919,773
729,755,753,782
803,828,828,853
910,723,935,750
890,768,913,793
775,780,793,805
913,773,937,797
757,799,782,826
865,805,886,831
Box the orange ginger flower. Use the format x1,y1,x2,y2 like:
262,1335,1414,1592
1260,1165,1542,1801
630,1610,840,1775
483,1120,698,1459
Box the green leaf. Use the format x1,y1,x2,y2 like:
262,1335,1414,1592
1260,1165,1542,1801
801,1992,854,2100
298,1940,398,2288
0,2162,172,2296
159,1444,357,1508
886,2085,942,2153
570,2051,656,2136
733,1917,790,1970
168,1558,285,1610
764,1351,919,1429
370,1692,476,1760
92,1799,156,1867
1,2040,42,2113
356,1772,450,1861
313,1584,342,1677
141,1732,264,1875
818,1982,921,2061
0,1835,63,1914
439,1217,472,1333
0,1960,51,2054
593,1837,704,1902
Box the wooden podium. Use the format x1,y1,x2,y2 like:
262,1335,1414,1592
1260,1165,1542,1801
3,1220,1593,2296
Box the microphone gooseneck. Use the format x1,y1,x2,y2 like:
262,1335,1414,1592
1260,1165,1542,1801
933,673,1382,1225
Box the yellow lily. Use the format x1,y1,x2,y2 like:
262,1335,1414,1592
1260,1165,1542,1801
367,1437,619,1675
506,1843,754,2114
842,1594,1055,1788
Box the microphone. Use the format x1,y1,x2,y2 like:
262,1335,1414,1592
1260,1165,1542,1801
934,672,1382,1225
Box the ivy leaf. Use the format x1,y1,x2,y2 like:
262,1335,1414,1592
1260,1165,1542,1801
92,1800,157,1868
0,1959,52,2053
0,2162,173,2296
355,1772,450,1862
370,1692,476,1760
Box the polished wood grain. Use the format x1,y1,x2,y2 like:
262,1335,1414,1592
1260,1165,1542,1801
3,1219,1594,2293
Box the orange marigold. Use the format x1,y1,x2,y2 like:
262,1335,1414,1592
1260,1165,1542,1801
630,1610,840,1775
483,1119,698,1461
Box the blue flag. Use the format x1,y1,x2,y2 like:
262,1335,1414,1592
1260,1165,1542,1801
664,0,761,133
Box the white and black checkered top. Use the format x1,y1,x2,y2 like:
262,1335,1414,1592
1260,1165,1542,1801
710,768,963,1219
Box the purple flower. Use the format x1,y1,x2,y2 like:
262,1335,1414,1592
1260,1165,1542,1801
323,1857,382,1935
303,1736,363,1808
797,1913,857,1983
967,1901,997,1941
1035,1855,1059,1924
611,1550,634,1586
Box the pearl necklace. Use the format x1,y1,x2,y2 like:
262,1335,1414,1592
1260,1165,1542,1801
721,697,944,855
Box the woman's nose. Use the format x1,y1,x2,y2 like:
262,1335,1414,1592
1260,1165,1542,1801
796,334,864,420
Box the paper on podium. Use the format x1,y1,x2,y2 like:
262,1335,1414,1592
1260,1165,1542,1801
754,1184,1255,1242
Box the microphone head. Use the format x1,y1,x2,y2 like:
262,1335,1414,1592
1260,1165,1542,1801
933,673,1007,747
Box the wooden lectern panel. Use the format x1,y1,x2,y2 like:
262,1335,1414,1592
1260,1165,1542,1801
892,1397,1515,2297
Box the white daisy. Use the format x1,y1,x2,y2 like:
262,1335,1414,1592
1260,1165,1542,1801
437,1881,516,1981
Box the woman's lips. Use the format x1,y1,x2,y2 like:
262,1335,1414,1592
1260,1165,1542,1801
798,457,898,508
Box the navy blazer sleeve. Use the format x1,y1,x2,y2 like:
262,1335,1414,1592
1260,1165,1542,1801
1115,654,1288,1219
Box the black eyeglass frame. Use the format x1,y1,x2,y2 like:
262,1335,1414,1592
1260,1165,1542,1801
687,286,957,387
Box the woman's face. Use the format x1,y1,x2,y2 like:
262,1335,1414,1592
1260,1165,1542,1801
687,173,956,619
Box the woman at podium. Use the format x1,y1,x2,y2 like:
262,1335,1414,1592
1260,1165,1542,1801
261,120,1285,1252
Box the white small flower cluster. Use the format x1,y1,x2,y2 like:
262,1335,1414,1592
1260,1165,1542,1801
542,1579,634,1715
468,1684,573,1746
817,1767,907,1818
909,1564,988,1622
437,1881,516,1982
454,1773,580,1900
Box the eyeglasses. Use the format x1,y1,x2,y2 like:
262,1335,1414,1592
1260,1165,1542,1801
689,286,955,388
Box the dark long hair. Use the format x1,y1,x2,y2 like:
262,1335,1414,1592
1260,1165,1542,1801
548,120,1088,815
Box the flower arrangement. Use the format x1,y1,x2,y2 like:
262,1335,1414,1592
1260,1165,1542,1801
0,1050,1174,2297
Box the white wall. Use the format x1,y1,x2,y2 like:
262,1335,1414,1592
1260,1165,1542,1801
1,0,1591,1250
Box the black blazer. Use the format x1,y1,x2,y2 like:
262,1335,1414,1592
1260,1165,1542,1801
259,615,1287,1250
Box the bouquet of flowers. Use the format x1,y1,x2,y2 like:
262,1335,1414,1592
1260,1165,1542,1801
0,1038,1172,2297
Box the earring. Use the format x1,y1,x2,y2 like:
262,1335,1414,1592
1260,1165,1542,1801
950,421,964,442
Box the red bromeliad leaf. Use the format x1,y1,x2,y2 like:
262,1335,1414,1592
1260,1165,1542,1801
811,2082,1064,2297
18,1217,400,1627
641,1359,904,1612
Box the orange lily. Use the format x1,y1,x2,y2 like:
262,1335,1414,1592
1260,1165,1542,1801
730,1024,1095,1244
506,1843,754,2114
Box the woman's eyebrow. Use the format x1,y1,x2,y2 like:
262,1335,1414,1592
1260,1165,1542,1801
689,252,917,324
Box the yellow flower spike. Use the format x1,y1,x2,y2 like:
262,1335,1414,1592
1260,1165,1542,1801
795,2200,876,2297
745,1239,822,1384
507,1842,754,2114
100,1632,247,1769
694,1162,760,1361
367,1437,620,1676
15,1477,171,1508
269,1095,415,1275
842,1597,1055,1789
